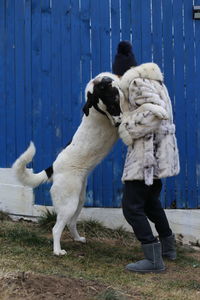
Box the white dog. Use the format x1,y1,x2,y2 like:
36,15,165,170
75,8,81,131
13,72,124,255
13,72,168,255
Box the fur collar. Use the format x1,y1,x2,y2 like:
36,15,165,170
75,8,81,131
120,63,164,99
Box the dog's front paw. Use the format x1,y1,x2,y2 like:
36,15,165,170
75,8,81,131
53,249,67,256
75,237,86,243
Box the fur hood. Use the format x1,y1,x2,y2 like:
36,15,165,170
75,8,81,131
120,63,164,99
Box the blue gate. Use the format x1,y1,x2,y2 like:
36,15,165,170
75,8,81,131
1,0,200,208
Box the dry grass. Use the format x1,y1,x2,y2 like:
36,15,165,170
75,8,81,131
0,215,200,299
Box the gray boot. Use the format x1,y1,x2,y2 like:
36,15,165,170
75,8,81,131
126,242,166,273
160,234,177,260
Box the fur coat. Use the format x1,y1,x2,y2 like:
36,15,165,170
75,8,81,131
118,63,180,185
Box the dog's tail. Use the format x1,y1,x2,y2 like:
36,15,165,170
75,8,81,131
12,142,50,188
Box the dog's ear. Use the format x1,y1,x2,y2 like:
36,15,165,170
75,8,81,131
83,91,97,116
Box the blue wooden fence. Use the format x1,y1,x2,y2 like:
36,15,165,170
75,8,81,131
0,0,200,209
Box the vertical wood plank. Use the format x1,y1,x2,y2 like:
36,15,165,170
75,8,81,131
100,0,113,207
194,5,200,207
162,0,176,208
24,0,32,145
31,0,42,169
41,0,52,167
90,0,101,77
80,0,91,100
61,0,73,145
0,0,6,166
90,0,102,207
183,0,197,208
40,0,52,205
70,0,81,129
15,0,26,156
111,0,120,62
131,0,142,64
121,0,131,41
80,0,94,207
141,0,152,62
31,0,43,204
173,0,187,208
51,0,62,154
111,0,124,208
5,0,16,165
152,0,162,66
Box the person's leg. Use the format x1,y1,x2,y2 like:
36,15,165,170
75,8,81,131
144,179,172,238
122,180,165,273
122,180,157,244
144,179,176,260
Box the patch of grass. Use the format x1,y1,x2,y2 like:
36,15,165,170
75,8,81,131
0,211,12,222
97,288,129,300
165,279,200,291
78,219,111,238
77,219,134,242
38,209,57,231
176,251,200,268
0,225,50,247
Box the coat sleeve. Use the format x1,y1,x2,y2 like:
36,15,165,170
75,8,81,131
119,78,169,145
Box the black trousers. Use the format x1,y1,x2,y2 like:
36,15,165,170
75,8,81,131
122,179,172,244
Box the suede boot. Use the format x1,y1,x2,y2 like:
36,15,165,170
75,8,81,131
160,234,177,260
126,242,166,273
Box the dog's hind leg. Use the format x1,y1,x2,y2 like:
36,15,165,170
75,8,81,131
51,179,82,256
68,179,87,243
52,211,68,256
52,198,81,256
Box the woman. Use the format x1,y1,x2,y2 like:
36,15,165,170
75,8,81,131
113,41,180,273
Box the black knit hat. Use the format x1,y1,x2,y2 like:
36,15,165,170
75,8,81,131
112,41,137,76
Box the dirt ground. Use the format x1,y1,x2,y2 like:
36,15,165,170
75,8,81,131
0,272,110,300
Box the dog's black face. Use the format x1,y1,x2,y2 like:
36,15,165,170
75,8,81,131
83,76,122,126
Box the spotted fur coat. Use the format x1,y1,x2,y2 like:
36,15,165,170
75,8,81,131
119,63,180,185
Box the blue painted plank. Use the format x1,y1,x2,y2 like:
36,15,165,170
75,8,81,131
80,0,91,105
0,0,6,166
111,0,120,62
173,0,187,208
61,0,73,145
99,0,114,207
162,0,176,208
121,0,131,41
141,0,152,62
51,0,62,154
24,0,32,145
183,0,197,208
31,0,43,204
91,0,101,77
14,0,26,157
194,8,200,207
70,0,81,128
40,0,53,206
90,0,102,207
131,0,142,64
79,0,94,207
151,0,164,205
5,0,16,166
31,0,42,168
99,0,110,72
111,0,124,208
41,0,52,167
151,0,162,66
